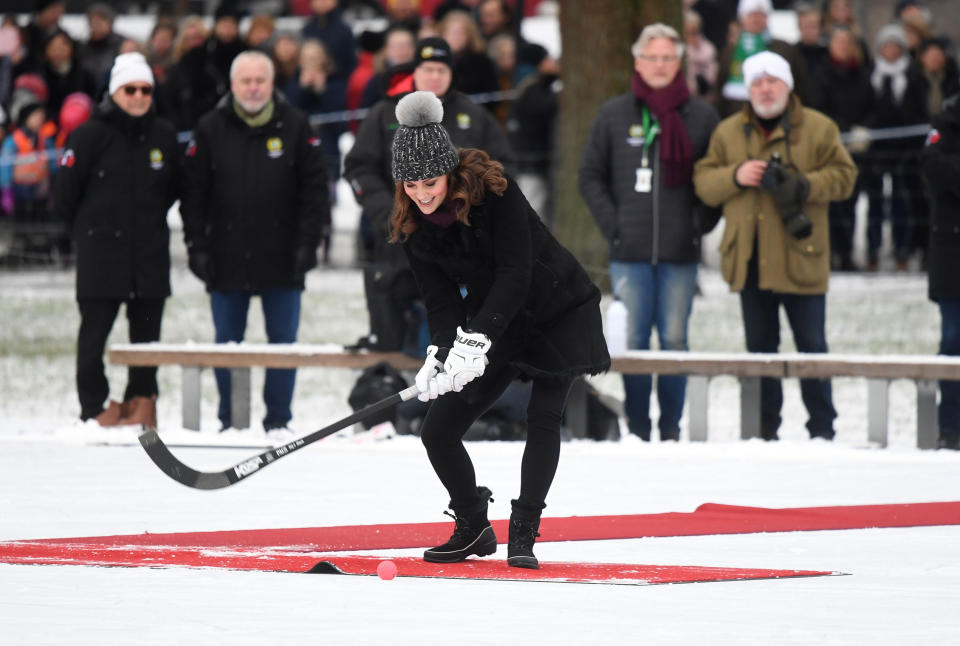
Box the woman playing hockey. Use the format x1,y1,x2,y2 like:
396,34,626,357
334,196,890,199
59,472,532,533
388,91,610,569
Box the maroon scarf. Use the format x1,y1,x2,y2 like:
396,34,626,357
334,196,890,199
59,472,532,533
421,198,464,227
631,71,693,186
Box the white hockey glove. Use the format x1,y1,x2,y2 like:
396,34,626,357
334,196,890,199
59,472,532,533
443,326,491,392
415,345,453,402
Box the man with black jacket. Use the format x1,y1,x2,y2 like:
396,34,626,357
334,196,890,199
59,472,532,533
181,50,329,434
54,52,180,429
343,36,513,353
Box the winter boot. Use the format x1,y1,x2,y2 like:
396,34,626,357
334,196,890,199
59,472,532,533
94,400,123,427
423,486,497,563
118,395,157,430
507,500,543,569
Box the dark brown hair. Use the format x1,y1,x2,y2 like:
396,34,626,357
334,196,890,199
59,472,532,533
389,148,508,243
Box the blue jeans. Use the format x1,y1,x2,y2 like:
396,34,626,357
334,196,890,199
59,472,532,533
610,261,698,440
739,260,836,438
210,288,301,429
939,299,960,436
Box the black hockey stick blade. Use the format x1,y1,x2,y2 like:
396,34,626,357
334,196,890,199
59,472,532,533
138,385,420,490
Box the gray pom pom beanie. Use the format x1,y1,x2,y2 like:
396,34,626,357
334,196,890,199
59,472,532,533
391,91,460,182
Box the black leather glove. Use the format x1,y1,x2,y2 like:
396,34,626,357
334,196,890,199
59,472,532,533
188,250,214,285
770,170,813,239
294,246,318,281
769,168,810,210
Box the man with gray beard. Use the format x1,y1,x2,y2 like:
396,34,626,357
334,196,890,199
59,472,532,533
693,51,856,441
180,50,328,435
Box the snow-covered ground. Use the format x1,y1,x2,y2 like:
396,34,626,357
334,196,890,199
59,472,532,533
2,437,960,645
2,201,958,644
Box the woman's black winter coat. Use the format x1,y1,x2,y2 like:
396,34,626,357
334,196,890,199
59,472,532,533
921,95,960,302
403,178,610,398
54,100,180,300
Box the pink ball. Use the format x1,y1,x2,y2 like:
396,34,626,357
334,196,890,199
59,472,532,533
377,560,398,580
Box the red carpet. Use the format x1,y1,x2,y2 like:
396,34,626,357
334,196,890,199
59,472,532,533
11,501,959,551
1,502,955,583
308,556,831,585
0,541,830,585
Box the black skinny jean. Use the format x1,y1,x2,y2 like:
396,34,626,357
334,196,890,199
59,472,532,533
419,364,572,511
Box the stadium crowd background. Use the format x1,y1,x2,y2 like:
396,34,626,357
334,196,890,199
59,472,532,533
0,0,957,273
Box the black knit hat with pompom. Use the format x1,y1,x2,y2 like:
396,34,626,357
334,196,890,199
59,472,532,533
391,91,459,182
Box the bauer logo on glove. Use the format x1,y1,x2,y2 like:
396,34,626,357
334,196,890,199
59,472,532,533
455,331,488,350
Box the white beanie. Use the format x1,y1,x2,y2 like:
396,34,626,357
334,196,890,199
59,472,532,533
742,51,794,90
875,24,907,51
737,0,773,18
108,52,154,96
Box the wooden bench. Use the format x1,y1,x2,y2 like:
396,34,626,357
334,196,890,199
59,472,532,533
611,350,960,449
109,343,960,448
109,343,420,431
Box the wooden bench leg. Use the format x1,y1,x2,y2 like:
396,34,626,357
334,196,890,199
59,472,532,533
687,375,709,442
231,367,251,430
866,378,890,448
916,379,938,450
740,376,761,440
182,366,201,431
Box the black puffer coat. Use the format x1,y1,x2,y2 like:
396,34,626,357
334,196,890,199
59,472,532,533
920,95,960,302
54,99,180,300
180,93,329,292
402,178,610,398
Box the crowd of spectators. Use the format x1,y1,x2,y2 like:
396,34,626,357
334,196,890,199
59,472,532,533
0,0,558,263
2,0,954,271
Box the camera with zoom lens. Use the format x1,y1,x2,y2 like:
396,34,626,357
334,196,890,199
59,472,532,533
761,153,813,239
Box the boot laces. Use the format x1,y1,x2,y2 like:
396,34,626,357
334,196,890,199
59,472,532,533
444,509,480,541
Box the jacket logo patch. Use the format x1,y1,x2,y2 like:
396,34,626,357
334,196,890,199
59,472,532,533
266,137,284,158
456,113,471,129
186,140,197,157
59,148,75,168
149,148,164,170
626,124,645,146
925,129,941,146
307,136,321,147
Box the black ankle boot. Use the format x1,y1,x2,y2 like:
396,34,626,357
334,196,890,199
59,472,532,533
507,500,543,569
423,486,497,563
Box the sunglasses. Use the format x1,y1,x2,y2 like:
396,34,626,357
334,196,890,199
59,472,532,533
123,85,153,96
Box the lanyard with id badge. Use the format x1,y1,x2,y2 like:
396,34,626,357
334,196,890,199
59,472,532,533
635,106,659,193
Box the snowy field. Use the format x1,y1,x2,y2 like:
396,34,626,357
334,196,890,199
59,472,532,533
2,210,960,644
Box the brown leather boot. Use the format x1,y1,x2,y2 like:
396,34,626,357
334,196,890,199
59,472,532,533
118,396,158,430
94,400,124,427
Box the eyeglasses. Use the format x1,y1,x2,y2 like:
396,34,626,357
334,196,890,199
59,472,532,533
639,55,680,64
123,85,153,96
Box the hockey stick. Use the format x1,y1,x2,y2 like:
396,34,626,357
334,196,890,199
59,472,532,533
138,385,420,490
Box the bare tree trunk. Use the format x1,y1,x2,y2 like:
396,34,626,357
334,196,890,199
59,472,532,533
555,1,682,287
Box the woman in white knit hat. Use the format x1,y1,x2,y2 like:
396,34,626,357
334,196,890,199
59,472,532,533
53,52,180,430
391,91,609,570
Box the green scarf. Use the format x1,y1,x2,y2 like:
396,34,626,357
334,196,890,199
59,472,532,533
233,97,274,127
722,31,769,101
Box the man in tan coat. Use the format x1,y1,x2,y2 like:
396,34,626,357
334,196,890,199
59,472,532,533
693,51,856,441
